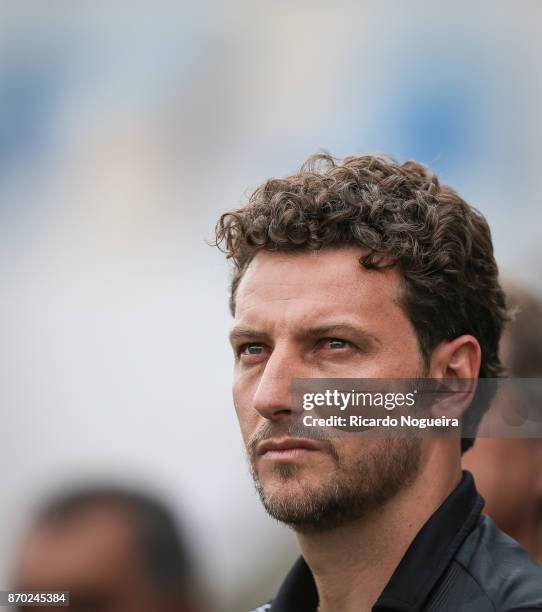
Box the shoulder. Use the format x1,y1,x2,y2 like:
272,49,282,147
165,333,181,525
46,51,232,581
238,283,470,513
454,514,542,610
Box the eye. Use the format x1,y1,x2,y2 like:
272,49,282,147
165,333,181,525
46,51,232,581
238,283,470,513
237,343,270,363
241,343,265,355
325,338,349,350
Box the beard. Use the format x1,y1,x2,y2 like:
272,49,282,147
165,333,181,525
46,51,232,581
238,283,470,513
247,421,422,533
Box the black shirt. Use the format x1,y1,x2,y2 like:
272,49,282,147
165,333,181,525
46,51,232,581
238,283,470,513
253,472,542,612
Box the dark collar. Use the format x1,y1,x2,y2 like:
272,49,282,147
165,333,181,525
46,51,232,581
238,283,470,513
271,471,484,612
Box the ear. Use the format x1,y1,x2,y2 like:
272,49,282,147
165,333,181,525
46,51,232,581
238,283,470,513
426,335,481,420
429,334,481,380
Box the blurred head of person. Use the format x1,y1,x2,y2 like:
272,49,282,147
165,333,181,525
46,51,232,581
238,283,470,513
12,486,205,612
463,284,542,562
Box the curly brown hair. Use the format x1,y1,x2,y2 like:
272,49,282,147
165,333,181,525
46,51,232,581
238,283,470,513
214,153,509,453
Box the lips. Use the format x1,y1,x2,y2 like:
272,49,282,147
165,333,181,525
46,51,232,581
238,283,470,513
257,437,322,457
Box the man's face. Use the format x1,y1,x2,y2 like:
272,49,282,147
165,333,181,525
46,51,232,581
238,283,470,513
14,504,179,612
230,248,427,532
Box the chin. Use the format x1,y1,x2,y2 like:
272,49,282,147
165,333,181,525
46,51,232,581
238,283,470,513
257,465,324,503
258,460,315,485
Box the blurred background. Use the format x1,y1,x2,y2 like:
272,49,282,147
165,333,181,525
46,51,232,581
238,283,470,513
1,2,541,610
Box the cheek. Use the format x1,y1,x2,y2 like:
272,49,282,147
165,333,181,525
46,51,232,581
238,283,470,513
232,376,257,439
232,371,249,413
356,348,424,379
377,330,425,376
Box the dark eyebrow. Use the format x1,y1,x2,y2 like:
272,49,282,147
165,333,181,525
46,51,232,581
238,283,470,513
300,323,381,347
229,323,381,348
229,327,268,345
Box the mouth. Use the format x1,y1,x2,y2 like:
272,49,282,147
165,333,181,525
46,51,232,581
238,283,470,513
256,437,323,461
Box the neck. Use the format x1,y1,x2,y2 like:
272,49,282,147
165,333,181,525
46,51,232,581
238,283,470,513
297,445,462,612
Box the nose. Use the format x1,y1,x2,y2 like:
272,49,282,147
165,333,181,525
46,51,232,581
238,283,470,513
253,345,304,422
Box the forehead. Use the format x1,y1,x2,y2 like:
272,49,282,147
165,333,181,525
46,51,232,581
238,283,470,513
234,248,405,328
17,505,138,586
